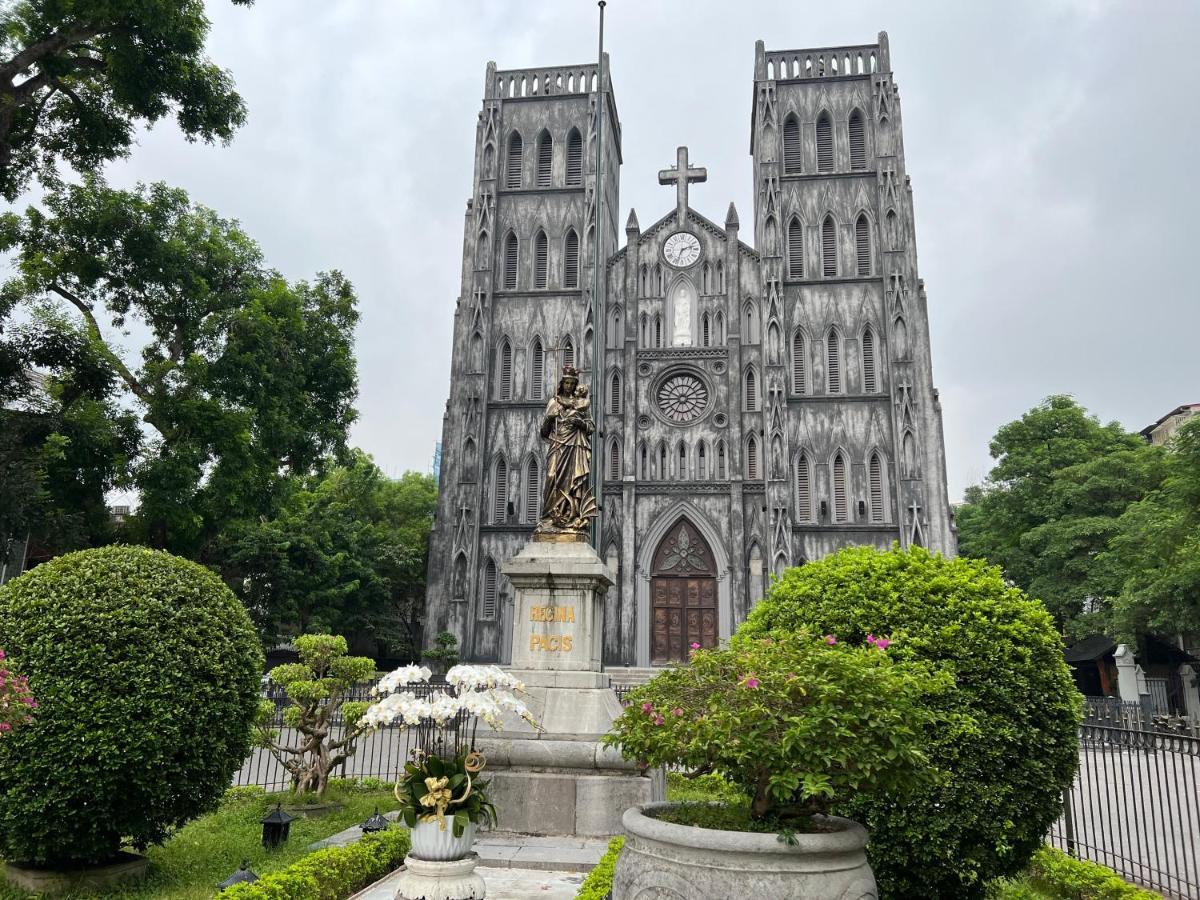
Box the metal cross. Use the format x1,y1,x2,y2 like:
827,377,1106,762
658,146,707,227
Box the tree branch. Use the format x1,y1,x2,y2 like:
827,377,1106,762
0,23,108,81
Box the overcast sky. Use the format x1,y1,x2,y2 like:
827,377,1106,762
92,0,1198,501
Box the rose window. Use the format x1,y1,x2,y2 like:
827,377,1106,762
656,374,709,423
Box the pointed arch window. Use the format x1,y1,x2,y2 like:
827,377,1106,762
677,441,688,479
816,111,834,172
638,441,648,479
566,128,583,185
609,307,621,348
787,217,804,278
639,265,648,297
821,215,837,277
849,109,867,170
525,457,541,523
886,209,900,249
469,332,483,373
717,441,728,479
529,337,544,400
869,452,884,522
562,336,574,368
715,311,726,345
608,438,621,481
746,436,760,480
717,261,725,292
564,229,579,288
795,452,812,522
783,113,802,174
701,262,711,294
791,331,807,394
832,453,848,522
862,327,877,393
452,553,468,600
698,441,708,479
701,312,711,347
536,130,553,187
744,367,758,411
534,230,548,288
826,329,841,394
609,369,622,414
498,339,513,399
481,558,498,619
506,132,523,189
654,315,663,348
743,299,759,341
503,232,518,289
639,313,648,347
855,214,871,276
657,442,667,480
492,457,509,523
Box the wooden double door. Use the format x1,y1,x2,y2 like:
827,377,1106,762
650,519,718,664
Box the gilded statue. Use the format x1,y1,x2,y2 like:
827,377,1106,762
535,365,597,540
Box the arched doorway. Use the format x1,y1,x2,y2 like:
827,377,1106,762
650,519,718,664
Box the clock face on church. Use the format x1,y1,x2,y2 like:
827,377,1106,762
663,231,701,268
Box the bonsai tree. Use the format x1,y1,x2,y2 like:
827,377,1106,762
0,546,262,867
0,647,36,735
605,632,948,829
739,546,1082,898
256,633,375,797
421,631,459,678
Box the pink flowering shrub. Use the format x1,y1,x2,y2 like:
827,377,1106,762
603,632,949,824
0,648,36,735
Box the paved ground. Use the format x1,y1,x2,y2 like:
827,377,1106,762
353,866,585,900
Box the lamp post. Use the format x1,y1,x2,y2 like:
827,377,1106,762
261,803,294,849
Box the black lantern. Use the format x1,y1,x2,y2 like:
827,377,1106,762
361,806,390,834
218,861,259,890
261,803,294,849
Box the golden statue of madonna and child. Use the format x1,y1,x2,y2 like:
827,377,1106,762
534,365,599,542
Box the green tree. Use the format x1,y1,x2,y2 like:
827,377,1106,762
0,0,252,200
0,176,359,562
225,452,436,652
956,395,1166,632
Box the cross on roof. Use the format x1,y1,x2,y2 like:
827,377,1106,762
658,146,707,227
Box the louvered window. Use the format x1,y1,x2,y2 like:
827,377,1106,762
562,337,574,368
525,458,540,523
855,215,871,276
747,437,759,480
566,129,582,185
534,231,548,288
698,443,707,479
506,133,523,189
609,440,621,481
701,313,711,347
610,370,621,413
564,230,579,288
816,113,834,172
745,368,758,410
658,443,667,480
498,340,513,399
492,458,508,523
849,110,867,170
788,218,804,277
536,131,552,187
869,453,884,522
826,332,841,393
833,454,848,522
862,328,877,393
654,316,662,348
783,115,802,174
822,216,837,277
530,338,544,400
481,559,498,618
792,332,806,393
717,442,727,479
795,454,812,521
503,233,518,289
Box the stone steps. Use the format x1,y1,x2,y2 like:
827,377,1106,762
605,666,666,687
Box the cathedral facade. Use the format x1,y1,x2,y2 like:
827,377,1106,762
425,33,956,668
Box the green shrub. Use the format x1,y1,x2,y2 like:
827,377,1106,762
740,546,1081,898
1025,846,1160,899
576,835,624,900
219,828,410,899
0,545,263,866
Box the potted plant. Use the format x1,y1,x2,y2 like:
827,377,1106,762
602,632,949,900
362,663,535,861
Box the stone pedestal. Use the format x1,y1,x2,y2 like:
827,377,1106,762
393,853,486,900
484,538,664,837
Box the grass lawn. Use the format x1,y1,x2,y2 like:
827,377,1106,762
0,780,400,899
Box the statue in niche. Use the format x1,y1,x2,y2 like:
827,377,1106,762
535,366,597,540
671,283,693,346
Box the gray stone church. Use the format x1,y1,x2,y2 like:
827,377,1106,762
424,33,956,670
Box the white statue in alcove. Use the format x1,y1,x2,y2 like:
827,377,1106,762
672,283,693,346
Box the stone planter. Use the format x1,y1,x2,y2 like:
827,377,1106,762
410,819,477,861
613,802,878,900
3,852,149,895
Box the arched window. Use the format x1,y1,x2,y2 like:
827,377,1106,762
481,558,498,619
677,441,687,479
855,214,871,276
463,437,477,473
791,330,807,393
848,109,867,170
744,367,758,410
609,369,622,414
503,232,518,289
608,438,621,481
783,113,802,174
506,132,524,189
639,312,648,347
746,435,760,480
657,442,667,480
529,337,544,399
638,441,648,479
654,315,663,348
452,553,468,600
566,128,583,185
609,307,621,348
787,217,804,277
492,457,509,523
795,452,812,522
639,265,648,297
717,441,728,479
743,299,759,341
869,452,884,522
657,264,666,295
562,336,574,368
469,332,483,372
701,262,711,294
894,316,909,359
697,441,708,479
525,456,541,523
832,453,848,522
497,339,513,399
701,312,711,347
715,311,726,345
821,215,837,277
653,263,663,295
816,111,834,172
886,209,900,249
536,130,552,187
717,261,725,292
564,229,579,288
902,430,917,476
533,230,548,288
826,329,841,393
861,327,877,393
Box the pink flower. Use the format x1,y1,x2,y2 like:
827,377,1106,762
641,702,654,714
671,707,684,717
690,642,701,650
654,715,665,725
742,675,760,689
0,649,6,659
874,637,892,650
0,722,10,732
824,634,837,645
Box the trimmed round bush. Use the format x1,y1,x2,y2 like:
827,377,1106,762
740,546,1080,899
0,545,263,866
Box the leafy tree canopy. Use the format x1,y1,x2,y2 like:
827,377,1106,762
0,0,252,200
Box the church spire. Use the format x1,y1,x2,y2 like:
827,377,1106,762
725,202,740,229
625,208,639,233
